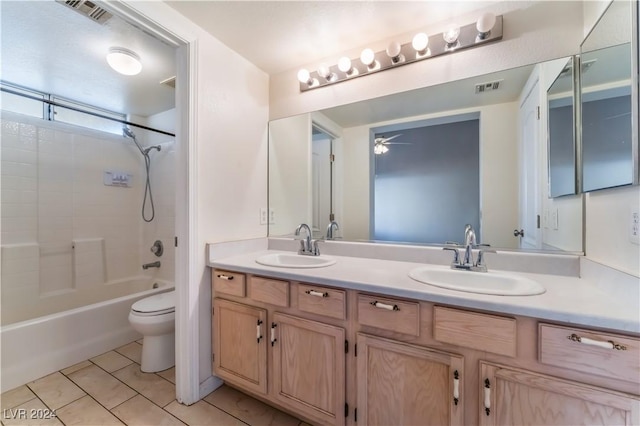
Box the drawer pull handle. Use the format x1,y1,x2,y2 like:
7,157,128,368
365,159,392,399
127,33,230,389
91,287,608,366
567,333,627,351
370,301,400,311
256,320,263,343
453,370,460,405
305,290,329,298
270,323,277,347
484,378,491,416
217,274,234,281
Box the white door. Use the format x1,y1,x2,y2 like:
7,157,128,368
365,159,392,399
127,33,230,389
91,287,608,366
311,137,332,234
518,80,542,249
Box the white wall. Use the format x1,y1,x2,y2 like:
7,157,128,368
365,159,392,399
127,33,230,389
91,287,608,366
268,114,311,237
269,1,584,119
141,108,176,283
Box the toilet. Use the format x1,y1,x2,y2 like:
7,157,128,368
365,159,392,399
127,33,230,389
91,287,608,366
128,290,175,372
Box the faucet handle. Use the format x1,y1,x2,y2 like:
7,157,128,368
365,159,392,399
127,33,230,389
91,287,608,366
443,247,460,264
475,248,496,268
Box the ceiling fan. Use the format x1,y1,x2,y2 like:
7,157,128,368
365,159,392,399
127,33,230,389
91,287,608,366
373,134,409,154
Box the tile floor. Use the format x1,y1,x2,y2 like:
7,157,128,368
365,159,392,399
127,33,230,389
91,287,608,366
1,340,307,426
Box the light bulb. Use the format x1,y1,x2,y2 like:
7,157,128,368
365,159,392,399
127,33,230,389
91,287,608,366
443,26,460,44
386,41,401,58
360,48,375,67
412,33,429,52
374,143,389,155
476,12,496,38
338,56,353,74
317,64,331,79
297,68,312,84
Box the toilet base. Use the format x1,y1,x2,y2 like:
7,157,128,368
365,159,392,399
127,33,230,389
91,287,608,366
141,333,175,372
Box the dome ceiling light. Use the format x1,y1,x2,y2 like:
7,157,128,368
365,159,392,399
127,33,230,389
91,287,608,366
106,47,142,76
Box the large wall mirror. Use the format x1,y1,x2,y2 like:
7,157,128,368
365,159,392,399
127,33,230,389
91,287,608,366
580,0,639,192
269,55,585,253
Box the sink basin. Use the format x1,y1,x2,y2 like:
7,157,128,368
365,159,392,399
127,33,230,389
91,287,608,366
408,266,545,296
255,253,336,268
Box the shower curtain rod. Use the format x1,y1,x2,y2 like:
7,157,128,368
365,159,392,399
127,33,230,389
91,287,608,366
1,86,176,138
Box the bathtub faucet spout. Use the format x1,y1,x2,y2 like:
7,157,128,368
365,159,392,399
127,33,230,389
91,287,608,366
142,261,161,270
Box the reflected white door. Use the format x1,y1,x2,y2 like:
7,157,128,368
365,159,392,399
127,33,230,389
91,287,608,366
312,138,331,234
519,81,542,249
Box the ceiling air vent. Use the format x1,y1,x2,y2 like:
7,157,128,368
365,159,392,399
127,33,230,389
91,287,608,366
475,79,503,94
56,0,113,24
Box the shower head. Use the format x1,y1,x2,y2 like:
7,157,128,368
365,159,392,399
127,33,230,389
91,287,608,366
143,145,162,155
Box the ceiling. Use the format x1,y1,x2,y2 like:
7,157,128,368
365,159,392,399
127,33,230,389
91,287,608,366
0,0,176,118
166,1,504,75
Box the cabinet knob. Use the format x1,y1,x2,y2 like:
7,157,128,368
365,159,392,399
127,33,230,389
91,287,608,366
513,229,524,237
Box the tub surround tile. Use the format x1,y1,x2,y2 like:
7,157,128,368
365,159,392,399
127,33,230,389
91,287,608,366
111,395,185,426
1,398,63,426
67,365,136,410
55,395,124,426
203,385,299,426
165,400,246,426
0,386,36,410
157,367,175,384
27,372,85,410
91,351,133,373
115,342,142,364
60,361,92,376
112,364,175,408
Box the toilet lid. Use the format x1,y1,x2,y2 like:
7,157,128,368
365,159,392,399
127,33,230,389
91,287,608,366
132,290,175,314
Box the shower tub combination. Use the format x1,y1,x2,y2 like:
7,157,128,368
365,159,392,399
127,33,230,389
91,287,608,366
0,278,173,392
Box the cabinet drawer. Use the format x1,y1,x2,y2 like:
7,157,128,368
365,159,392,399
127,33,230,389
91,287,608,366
433,306,516,357
539,323,640,384
296,284,346,320
249,276,289,307
212,270,246,297
357,294,420,336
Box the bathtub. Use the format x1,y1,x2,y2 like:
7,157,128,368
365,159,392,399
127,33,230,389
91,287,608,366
0,279,174,392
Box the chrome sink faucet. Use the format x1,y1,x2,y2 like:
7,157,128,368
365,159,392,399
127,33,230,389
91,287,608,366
326,221,339,240
443,224,495,272
294,223,320,256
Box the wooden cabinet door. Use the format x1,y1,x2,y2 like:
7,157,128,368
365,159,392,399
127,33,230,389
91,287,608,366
480,362,640,426
213,298,267,394
357,333,464,426
271,312,346,426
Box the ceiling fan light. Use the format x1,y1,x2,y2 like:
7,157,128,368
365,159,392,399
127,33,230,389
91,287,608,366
106,47,142,76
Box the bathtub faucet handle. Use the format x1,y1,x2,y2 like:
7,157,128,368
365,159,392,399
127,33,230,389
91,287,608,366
150,240,163,257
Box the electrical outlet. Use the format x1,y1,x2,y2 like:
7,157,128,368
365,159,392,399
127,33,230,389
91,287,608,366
268,208,275,225
630,210,640,245
260,208,268,225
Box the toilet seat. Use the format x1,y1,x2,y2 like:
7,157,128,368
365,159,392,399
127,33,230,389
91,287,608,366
131,290,175,316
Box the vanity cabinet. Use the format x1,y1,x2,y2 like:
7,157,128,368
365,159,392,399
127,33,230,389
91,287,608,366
356,333,464,426
211,268,640,426
212,271,347,425
479,362,640,425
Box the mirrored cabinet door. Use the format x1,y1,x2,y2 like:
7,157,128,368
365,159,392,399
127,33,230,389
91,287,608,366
580,0,638,192
547,56,577,198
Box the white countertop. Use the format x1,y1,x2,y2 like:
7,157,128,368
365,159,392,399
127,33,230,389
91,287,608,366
209,249,640,334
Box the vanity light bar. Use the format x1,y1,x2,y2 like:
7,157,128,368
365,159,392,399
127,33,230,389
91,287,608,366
298,14,503,92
